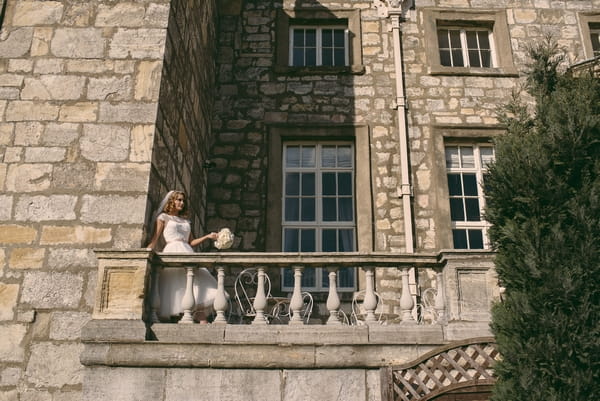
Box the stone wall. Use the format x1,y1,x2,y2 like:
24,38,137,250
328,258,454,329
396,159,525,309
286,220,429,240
0,0,217,399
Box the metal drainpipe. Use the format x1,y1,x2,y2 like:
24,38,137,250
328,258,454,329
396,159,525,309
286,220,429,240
390,14,414,254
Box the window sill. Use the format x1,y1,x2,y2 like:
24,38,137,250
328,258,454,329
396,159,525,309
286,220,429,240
274,65,365,75
429,65,519,77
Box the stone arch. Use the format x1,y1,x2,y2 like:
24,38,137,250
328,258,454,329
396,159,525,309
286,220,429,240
383,337,500,401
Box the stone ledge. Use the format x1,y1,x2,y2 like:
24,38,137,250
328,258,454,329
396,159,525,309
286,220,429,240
81,320,148,342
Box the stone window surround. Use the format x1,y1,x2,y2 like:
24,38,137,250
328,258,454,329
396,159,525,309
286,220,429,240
430,126,503,250
578,12,600,59
266,124,373,254
275,8,364,75
423,8,518,77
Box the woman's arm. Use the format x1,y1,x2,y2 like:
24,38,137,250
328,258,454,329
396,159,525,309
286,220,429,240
146,219,165,251
189,232,218,248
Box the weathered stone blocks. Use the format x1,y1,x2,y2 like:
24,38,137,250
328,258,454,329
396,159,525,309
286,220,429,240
0,325,27,362
40,226,111,245
21,272,83,308
25,343,83,387
80,195,146,224
80,124,129,161
0,283,19,320
14,195,77,221
51,28,105,58
12,1,64,26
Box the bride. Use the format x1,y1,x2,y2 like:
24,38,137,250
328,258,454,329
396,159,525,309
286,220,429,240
146,190,218,323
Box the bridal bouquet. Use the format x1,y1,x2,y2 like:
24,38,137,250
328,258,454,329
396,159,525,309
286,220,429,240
214,228,234,249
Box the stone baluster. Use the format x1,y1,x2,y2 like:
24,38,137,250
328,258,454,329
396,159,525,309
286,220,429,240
434,267,446,324
399,267,415,323
179,267,196,323
150,265,161,323
326,267,341,325
213,266,228,324
252,267,268,325
362,267,378,323
288,265,304,325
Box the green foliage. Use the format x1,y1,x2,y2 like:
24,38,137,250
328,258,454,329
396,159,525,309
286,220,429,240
487,41,600,401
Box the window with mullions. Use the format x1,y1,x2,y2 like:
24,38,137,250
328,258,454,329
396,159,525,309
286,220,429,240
437,28,495,68
289,26,349,67
282,143,356,291
445,144,495,249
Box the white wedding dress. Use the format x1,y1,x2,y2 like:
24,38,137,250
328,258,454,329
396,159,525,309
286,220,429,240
157,213,218,320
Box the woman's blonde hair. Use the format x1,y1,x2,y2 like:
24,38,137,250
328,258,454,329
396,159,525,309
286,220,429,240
163,191,189,217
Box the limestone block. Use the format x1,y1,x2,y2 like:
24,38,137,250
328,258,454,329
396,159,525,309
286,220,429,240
49,312,91,340
51,28,105,58
144,3,170,27
24,147,66,162
22,75,85,100
134,61,162,101
8,248,45,269
42,123,79,146
15,195,77,221
21,272,83,308
8,59,33,73
0,367,21,386
51,163,95,190
513,9,537,23
84,271,97,308
0,325,26,362
96,3,145,27
3,148,22,163
63,2,93,27
12,1,63,26
5,164,52,192
0,124,13,146
40,226,111,245
129,125,154,162
87,76,132,101
83,366,165,401
0,28,34,58
98,102,158,123
25,342,83,387
5,101,59,121
81,195,146,224
80,124,129,161
48,248,96,270
0,74,24,87
0,283,19,320
0,390,18,401
31,27,54,57
0,195,12,220
0,225,37,244
109,28,166,59
0,88,18,99
94,163,150,192
14,122,43,146
66,60,114,74
59,102,98,122
19,391,51,401
164,369,281,401
113,226,143,248
283,369,366,401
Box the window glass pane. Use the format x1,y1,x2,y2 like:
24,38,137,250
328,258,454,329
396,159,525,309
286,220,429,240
480,147,495,167
334,29,345,46
292,49,304,66
300,229,315,252
452,49,464,66
322,172,336,195
592,32,600,54
301,198,315,221
284,228,298,252
462,174,478,196
305,29,316,46
302,268,316,287
468,230,484,249
440,50,452,66
338,146,352,167
338,197,353,221
322,49,333,66
452,229,468,249
449,30,461,47
285,173,299,195
322,198,336,221
437,29,450,48
447,174,462,196
338,173,352,195
306,48,316,66
302,173,315,196
465,198,481,221
468,50,481,68
322,229,337,252
466,30,478,48
339,229,354,251
478,31,490,49
283,268,294,287
322,146,336,167
301,146,315,167
293,29,304,46
286,146,300,167
480,50,491,67
450,198,465,221
322,29,332,46
285,198,299,221
338,267,355,288
460,146,475,167
445,146,460,168
333,49,345,66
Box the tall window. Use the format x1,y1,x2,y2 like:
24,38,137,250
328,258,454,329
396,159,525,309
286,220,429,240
591,27,600,57
289,26,349,67
445,144,495,249
437,28,495,68
282,143,356,291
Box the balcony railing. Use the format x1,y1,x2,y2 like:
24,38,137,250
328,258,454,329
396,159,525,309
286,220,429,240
92,250,497,328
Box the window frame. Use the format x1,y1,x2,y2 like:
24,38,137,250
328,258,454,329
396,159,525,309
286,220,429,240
444,143,495,250
423,9,517,76
437,27,496,68
289,26,350,67
275,9,364,74
579,13,600,59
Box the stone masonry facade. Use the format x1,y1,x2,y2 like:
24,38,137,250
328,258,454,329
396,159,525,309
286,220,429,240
1,0,599,400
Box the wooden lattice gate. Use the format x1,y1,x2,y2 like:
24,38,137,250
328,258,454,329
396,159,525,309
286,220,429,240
381,338,500,401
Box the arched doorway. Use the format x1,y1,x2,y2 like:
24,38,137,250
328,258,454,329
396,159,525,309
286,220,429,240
382,338,499,401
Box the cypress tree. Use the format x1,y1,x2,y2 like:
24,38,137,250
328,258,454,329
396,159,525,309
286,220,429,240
487,40,600,401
